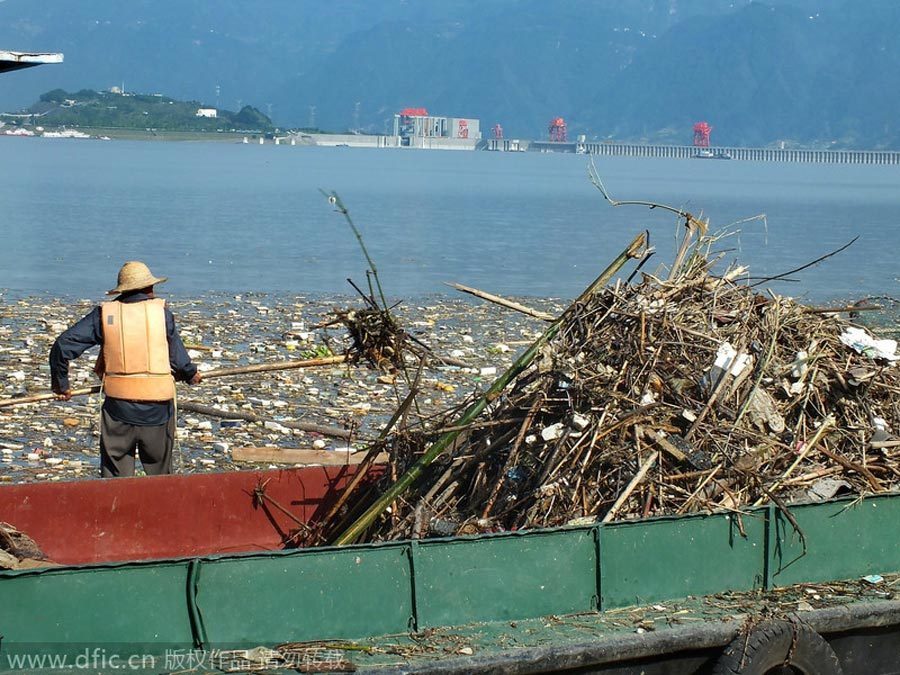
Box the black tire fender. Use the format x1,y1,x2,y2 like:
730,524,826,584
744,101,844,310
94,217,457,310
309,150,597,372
712,619,843,675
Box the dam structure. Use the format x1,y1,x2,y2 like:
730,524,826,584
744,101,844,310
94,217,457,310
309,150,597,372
518,140,900,165
269,134,898,165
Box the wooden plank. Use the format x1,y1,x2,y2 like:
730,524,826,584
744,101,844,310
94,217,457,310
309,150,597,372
232,447,388,466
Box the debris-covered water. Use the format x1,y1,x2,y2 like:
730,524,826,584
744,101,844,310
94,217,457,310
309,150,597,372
0,292,565,483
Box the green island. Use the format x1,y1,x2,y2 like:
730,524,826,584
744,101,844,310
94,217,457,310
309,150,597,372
8,88,282,140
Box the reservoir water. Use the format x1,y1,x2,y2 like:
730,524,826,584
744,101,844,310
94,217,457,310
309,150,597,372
1,138,897,302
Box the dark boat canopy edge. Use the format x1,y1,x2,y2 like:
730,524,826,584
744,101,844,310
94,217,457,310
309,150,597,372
0,50,63,74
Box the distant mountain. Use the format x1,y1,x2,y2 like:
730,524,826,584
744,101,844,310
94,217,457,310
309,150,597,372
587,1,900,148
0,0,895,148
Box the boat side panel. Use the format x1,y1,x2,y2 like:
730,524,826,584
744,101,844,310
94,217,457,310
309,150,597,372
415,529,598,628
0,562,194,653
195,544,413,645
0,466,363,565
771,495,900,587
600,512,766,609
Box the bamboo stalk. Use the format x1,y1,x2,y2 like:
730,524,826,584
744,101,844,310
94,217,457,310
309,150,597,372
870,440,900,449
444,282,555,321
801,304,881,314
333,233,647,545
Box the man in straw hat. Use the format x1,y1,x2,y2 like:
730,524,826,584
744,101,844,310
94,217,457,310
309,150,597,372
50,261,202,477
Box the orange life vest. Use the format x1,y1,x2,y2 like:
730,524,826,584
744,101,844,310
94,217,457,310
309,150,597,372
99,298,175,401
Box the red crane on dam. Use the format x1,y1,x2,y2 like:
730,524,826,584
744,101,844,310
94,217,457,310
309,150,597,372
693,121,712,147
548,117,567,142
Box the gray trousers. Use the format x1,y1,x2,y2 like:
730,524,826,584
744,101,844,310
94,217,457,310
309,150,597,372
100,410,176,477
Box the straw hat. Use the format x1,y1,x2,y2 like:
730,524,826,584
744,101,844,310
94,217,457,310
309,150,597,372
107,261,168,295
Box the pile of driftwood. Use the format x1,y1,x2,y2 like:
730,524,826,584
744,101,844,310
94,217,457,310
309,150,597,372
315,190,465,373
324,222,900,545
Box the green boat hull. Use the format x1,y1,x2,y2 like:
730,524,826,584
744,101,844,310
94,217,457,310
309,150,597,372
1,493,897,667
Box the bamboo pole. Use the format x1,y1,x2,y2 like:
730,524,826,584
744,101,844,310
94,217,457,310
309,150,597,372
0,355,348,409
333,232,647,545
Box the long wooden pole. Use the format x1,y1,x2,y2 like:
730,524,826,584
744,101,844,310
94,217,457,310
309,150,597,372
200,355,347,378
334,233,647,545
0,354,348,409
444,282,555,321
0,385,102,408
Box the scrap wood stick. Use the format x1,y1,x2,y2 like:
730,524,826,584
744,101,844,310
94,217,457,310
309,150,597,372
602,451,659,523
444,282,555,321
754,415,836,505
480,392,546,519
814,444,884,491
643,428,689,464
333,232,648,545
802,304,881,315
177,401,350,439
0,355,348,409
676,463,723,514
870,439,900,449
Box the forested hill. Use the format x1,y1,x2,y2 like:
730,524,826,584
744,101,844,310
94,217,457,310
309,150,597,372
1,0,897,148
27,89,273,132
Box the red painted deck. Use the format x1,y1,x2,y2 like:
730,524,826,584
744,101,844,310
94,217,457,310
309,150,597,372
0,466,369,565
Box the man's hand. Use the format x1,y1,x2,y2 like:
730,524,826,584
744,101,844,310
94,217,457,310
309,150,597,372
53,388,73,401
189,372,203,385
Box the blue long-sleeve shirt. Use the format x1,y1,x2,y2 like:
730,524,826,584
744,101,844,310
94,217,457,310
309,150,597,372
49,292,198,425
